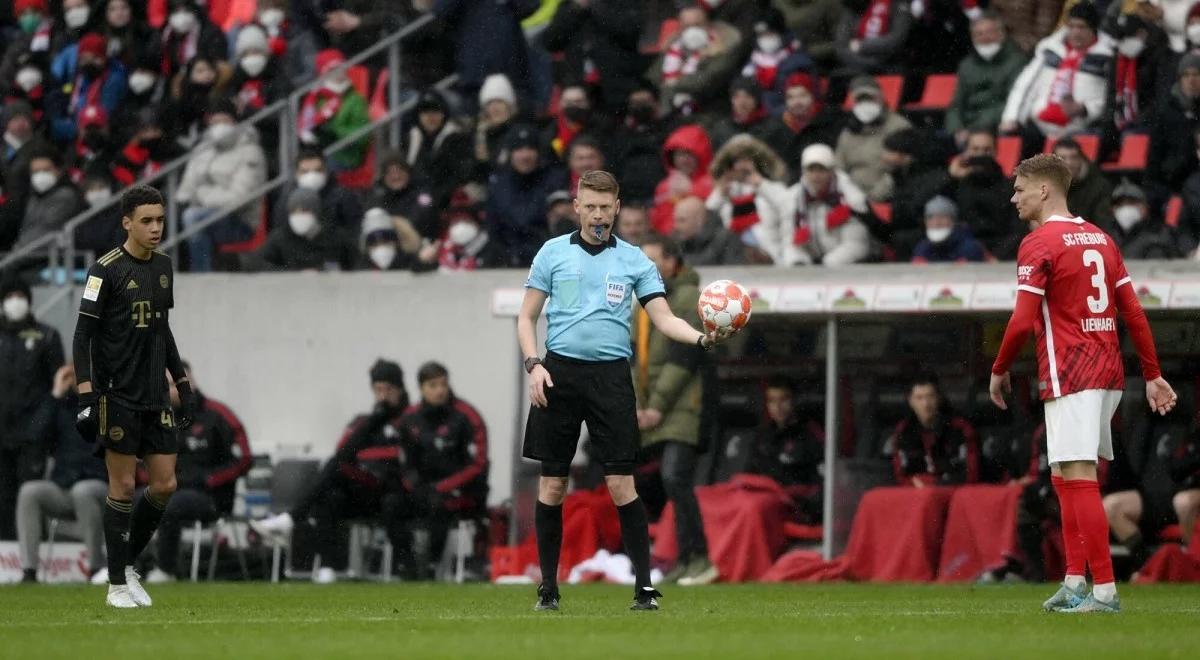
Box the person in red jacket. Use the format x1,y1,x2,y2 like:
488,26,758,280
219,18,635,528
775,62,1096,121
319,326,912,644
651,124,713,235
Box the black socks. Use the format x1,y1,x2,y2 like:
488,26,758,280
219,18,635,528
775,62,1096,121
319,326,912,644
535,501,563,591
104,497,132,585
128,490,169,564
617,498,652,591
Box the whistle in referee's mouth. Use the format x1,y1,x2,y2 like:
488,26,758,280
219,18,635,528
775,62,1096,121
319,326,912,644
592,224,608,240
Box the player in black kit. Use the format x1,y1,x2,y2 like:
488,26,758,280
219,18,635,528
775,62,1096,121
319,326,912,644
72,185,196,608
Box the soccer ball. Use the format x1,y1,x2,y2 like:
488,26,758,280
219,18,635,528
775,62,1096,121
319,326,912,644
698,280,752,336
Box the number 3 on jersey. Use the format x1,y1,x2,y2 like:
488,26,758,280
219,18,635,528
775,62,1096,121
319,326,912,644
1082,249,1108,314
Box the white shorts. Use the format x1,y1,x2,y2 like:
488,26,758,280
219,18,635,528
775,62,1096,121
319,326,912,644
1044,389,1123,465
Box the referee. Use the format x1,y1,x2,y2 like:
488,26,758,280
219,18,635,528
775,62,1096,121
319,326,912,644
519,171,724,612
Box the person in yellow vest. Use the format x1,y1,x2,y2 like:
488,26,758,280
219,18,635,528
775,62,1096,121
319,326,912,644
631,234,718,586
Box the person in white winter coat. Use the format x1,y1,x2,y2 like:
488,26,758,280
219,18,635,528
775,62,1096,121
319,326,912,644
704,133,791,264
176,99,267,271
783,144,873,267
1000,3,1113,150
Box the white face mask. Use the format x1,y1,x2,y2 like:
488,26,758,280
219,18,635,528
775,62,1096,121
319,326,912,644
324,78,351,95
852,100,882,124
681,26,709,52
207,123,237,147
240,53,268,77
1189,23,1200,45
2,295,30,322
288,212,318,237
129,71,156,94
85,188,112,207
1118,37,1146,59
447,220,479,246
1113,204,1143,231
297,171,327,191
368,244,397,269
30,171,57,194
64,5,90,29
974,42,1001,61
169,10,196,33
16,67,42,92
259,8,285,29
926,226,953,244
757,34,782,54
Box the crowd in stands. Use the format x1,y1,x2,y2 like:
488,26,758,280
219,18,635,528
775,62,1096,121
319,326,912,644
2,0,1200,273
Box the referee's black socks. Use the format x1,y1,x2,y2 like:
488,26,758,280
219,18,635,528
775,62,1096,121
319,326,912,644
129,490,170,564
103,497,132,585
617,498,652,591
535,501,563,591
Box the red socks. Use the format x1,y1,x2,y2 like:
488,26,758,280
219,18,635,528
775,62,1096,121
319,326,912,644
1062,478,1115,585
1052,476,1086,579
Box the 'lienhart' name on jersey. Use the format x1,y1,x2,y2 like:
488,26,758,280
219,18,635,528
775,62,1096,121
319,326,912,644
1081,317,1116,332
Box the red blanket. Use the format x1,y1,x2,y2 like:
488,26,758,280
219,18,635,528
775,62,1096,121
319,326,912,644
1135,541,1200,583
653,473,793,582
937,485,1022,582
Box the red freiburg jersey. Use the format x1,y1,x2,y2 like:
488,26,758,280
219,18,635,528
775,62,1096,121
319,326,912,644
1015,215,1130,400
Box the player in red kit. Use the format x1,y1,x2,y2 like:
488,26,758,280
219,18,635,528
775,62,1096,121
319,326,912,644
990,154,1177,614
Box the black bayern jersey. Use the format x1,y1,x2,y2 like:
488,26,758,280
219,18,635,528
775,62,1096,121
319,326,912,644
77,246,175,410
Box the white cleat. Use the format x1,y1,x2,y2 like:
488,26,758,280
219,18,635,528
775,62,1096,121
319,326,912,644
144,567,174,584
313,567,337,584
90,568,109,585
250,512,295,541
106,584,139,609
125,567,152,607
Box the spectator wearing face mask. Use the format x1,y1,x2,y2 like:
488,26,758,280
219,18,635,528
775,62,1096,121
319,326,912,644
740,9,802,100
772,0,844,71
252,187,359,272
655,3,744,117
1,1,55,90
275,149,365,235
365,152,437,241
45,32,127,146
428,202,505,271
403,89,472,209
879,127,954,257
175,99,268,272
160,0,229,81
707,77,774,151
834,74,911,202
51,0,97,55
242,0,320,90
706,133,792,264
68,104,115,181
12,146,83,253
3,53,50,126
299,48,370,171
0,273,65,540
1101,9,1170,152
784,143,873,266
945,12,1029,145
1109,180,1182,259
651,124,714,235
112,52,165,145
0,101,51,231
540,0,645,118
761,72,846,175
911,195,986,264
835,0,913,76
358,207,417,272
949,130,1022,259
545,84,611,161
165,55,233,149
227,23,287,159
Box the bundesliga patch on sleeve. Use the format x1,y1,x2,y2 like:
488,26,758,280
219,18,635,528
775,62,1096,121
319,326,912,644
83,276,103,301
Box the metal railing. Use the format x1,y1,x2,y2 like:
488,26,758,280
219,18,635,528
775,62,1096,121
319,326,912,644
0,12,436,275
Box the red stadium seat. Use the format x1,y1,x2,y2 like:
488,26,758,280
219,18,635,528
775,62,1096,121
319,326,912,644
996,135,1021,177
870,202,893,224
218,204,269,255
904,74,957,112
1044,134,1099,162
369,69,389,122
1165,195,1183,228
1101,133,1149,173
843,75,904,111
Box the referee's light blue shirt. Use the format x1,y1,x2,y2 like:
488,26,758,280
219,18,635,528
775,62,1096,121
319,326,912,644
526,231,666,361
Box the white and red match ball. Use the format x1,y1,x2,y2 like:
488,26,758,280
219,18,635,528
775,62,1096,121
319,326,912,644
697,279,752,336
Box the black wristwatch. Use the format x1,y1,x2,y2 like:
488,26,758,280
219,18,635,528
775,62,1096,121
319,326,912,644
697,334,713,351
524,356,542,373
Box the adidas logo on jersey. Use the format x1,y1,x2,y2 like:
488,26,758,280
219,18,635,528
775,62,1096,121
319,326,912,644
126,280,138,290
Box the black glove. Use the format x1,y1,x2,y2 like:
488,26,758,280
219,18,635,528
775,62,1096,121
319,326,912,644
176,380,198,430
76,392,99,440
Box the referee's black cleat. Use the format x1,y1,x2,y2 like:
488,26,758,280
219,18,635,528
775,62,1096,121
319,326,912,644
630,587,662,611
534,584,560,611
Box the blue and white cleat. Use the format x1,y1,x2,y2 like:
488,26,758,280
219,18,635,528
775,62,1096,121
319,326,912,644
1059,593,1121,614
1042,582,1088,612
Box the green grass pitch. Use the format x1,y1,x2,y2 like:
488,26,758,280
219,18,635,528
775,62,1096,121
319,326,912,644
1,582,1198,659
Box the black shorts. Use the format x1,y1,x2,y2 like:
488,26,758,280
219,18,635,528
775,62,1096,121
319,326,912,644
98,395,178,458
522,353,638,476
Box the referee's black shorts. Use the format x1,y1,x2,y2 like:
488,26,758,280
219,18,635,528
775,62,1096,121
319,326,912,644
522,352,639,477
